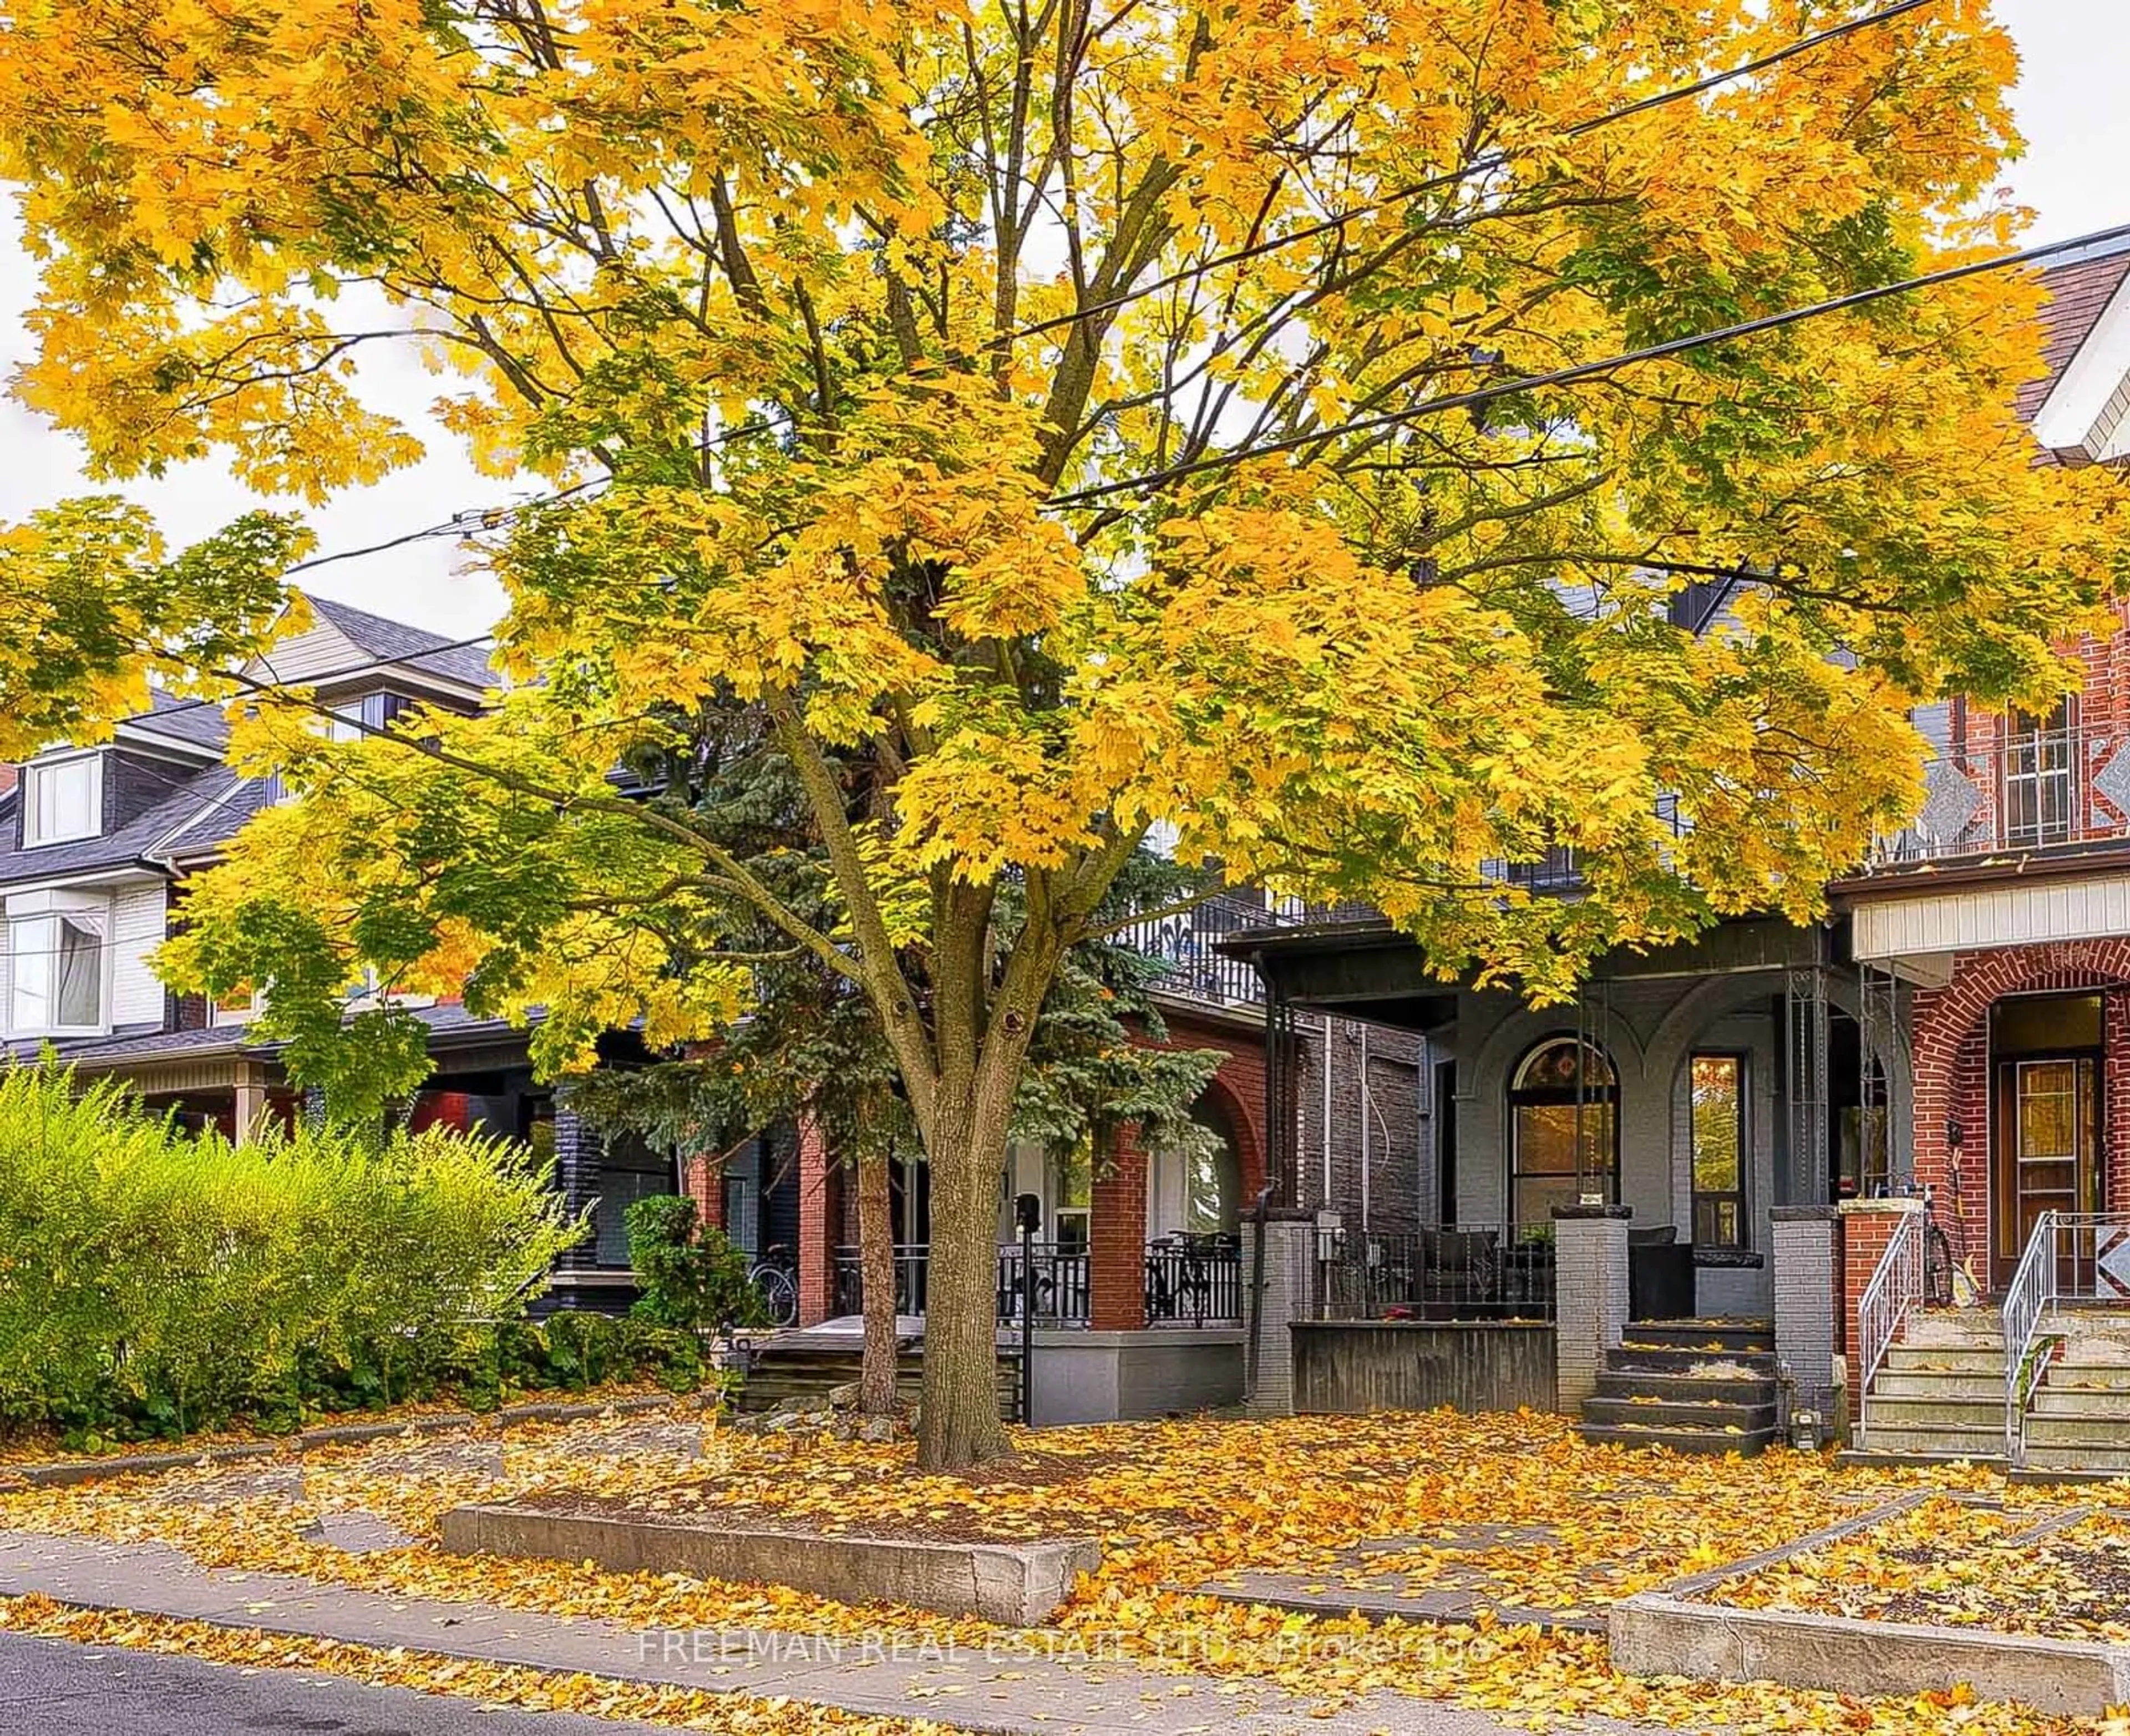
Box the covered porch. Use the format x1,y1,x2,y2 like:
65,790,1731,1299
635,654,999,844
1229,913,1915,1324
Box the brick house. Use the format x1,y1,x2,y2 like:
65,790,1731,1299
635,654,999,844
1,602,1428,1400
1217,239,2130,1464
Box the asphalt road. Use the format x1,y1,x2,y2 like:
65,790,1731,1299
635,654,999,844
0,1629,673,1734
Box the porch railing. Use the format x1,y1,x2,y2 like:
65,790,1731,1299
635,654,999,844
1854,1207,1926,1450
1109,891,1299,1008
829,1237,1243,1327
2002,1211,2130,1465
1144,1234,1243,1326
1315,1225,1556,1322
1868,727,2130,869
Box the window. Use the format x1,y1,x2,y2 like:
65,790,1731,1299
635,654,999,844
2002,696,2077,847
21,754,103,847
1049,1141,1091,1251
10,911,105,1033
1507,1038,1617,1230
1690,1054,1747,1248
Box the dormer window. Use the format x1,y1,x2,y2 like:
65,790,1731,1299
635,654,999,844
21,752,104,847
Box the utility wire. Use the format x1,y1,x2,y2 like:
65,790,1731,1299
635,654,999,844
998,0,1942,351
274,0,1940,579
1051,219,2130,507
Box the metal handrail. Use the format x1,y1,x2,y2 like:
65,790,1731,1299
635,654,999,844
1854,1208,1926,1451
2001,1210,2130,1464
2001,1210,2059,1466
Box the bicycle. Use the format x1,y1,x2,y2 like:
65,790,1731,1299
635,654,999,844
746,1243,799,1328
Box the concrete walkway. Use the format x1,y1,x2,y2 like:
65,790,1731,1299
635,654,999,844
0,1530,1650,1735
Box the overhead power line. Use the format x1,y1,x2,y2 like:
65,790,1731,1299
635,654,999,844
278,0,1941,579
1000,0,1942,351
1049,219,2130,507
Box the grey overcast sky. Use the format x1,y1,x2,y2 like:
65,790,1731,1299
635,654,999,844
0,0,2121,641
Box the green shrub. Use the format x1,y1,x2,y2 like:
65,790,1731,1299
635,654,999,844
624,1194,764,1333
0,1063,606,1443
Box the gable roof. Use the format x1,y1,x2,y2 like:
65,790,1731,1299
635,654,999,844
116,689,230,755
0,762,230,890
305,595,498,691
2021,234,2130,464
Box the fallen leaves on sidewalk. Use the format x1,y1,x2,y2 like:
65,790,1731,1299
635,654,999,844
0,1593,963,1733
1,1408,2125,1732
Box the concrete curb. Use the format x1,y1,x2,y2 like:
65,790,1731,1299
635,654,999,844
1610,1594,2130,1715
440,1501,1100,1626
0,1392,708,1489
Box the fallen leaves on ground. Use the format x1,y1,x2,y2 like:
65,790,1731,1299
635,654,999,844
1723,1495,2130,1641
0,1593,963,1733
1,1406,2125,1732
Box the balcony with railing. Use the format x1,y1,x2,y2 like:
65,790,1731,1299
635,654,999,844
1868,720,2130,870
1109,891,1301,1008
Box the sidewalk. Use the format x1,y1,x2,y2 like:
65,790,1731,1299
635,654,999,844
0,1529,1654,1735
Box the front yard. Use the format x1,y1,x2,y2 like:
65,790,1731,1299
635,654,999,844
0,1405,2124,1734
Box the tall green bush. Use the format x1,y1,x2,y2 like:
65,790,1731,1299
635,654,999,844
625,1194,764,1333
0,1063,584,1438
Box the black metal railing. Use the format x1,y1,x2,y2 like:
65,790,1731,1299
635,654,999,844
1109,891,1299,1007
1143,1233,1244,1326
997,1242,1092,1326
828,1236,1245,1328
1315,1224,1556,1322
831,1242,1095,1326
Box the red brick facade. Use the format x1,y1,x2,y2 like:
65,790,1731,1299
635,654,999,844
794,1110,838,1326
1910,937,2130,1278
1090,1123,1150,1330
1839,1202,1918,1357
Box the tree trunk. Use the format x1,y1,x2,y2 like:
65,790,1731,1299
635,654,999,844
857,1145,899,1416
916,1113,1012,1470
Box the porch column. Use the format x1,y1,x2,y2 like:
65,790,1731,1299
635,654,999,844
553,1108,600,1272
1091,1125,1148,1331
1772,1206,1839,1433
682,1148,725,1232
1552,1205,1630,1413
232,1060,268,1145
795,1110,837,1326
1242,1209,1317,1415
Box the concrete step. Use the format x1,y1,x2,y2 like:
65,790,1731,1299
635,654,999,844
1860,1392,2005,1429
2022,1441,2130,1476
1901,1310,2006,1349
1605,1345,1777,1378
2045,1362,2130,1393
1854,1420,2006,1460
1882,1345,2005,1375
2032,1385,2130,1420
1582,1396,1778,1433
1870,1368,2006,1401
1838,1446,2011,1471
1580,1422,1777,1457
1594,1370,1778,1407
1617,1320,1774,1354
2026,1412,2130,1450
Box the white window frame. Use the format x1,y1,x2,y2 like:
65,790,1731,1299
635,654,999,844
7,891,112,1037
20,752,104,848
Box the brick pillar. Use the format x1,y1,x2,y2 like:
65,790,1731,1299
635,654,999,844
795,1110,837,1326
681,1150,725,1231
1242,1210,1317,1415
1838,1198,1923,1370
1552,1206,1630,1413
1091,1126,1149,1331
1772,1206,1838,1432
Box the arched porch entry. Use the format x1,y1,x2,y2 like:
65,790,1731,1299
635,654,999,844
1910,940,2130,1286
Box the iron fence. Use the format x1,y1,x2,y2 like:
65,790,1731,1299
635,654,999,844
1144,1233,1244,1326
1315,1225,1557,1322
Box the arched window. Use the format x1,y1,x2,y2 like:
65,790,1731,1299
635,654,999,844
1508,1037,1618,1229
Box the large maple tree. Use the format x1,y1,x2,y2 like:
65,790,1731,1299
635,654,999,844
1,0,2122,1465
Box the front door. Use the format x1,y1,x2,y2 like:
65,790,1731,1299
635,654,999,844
1990,993,2105,1289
